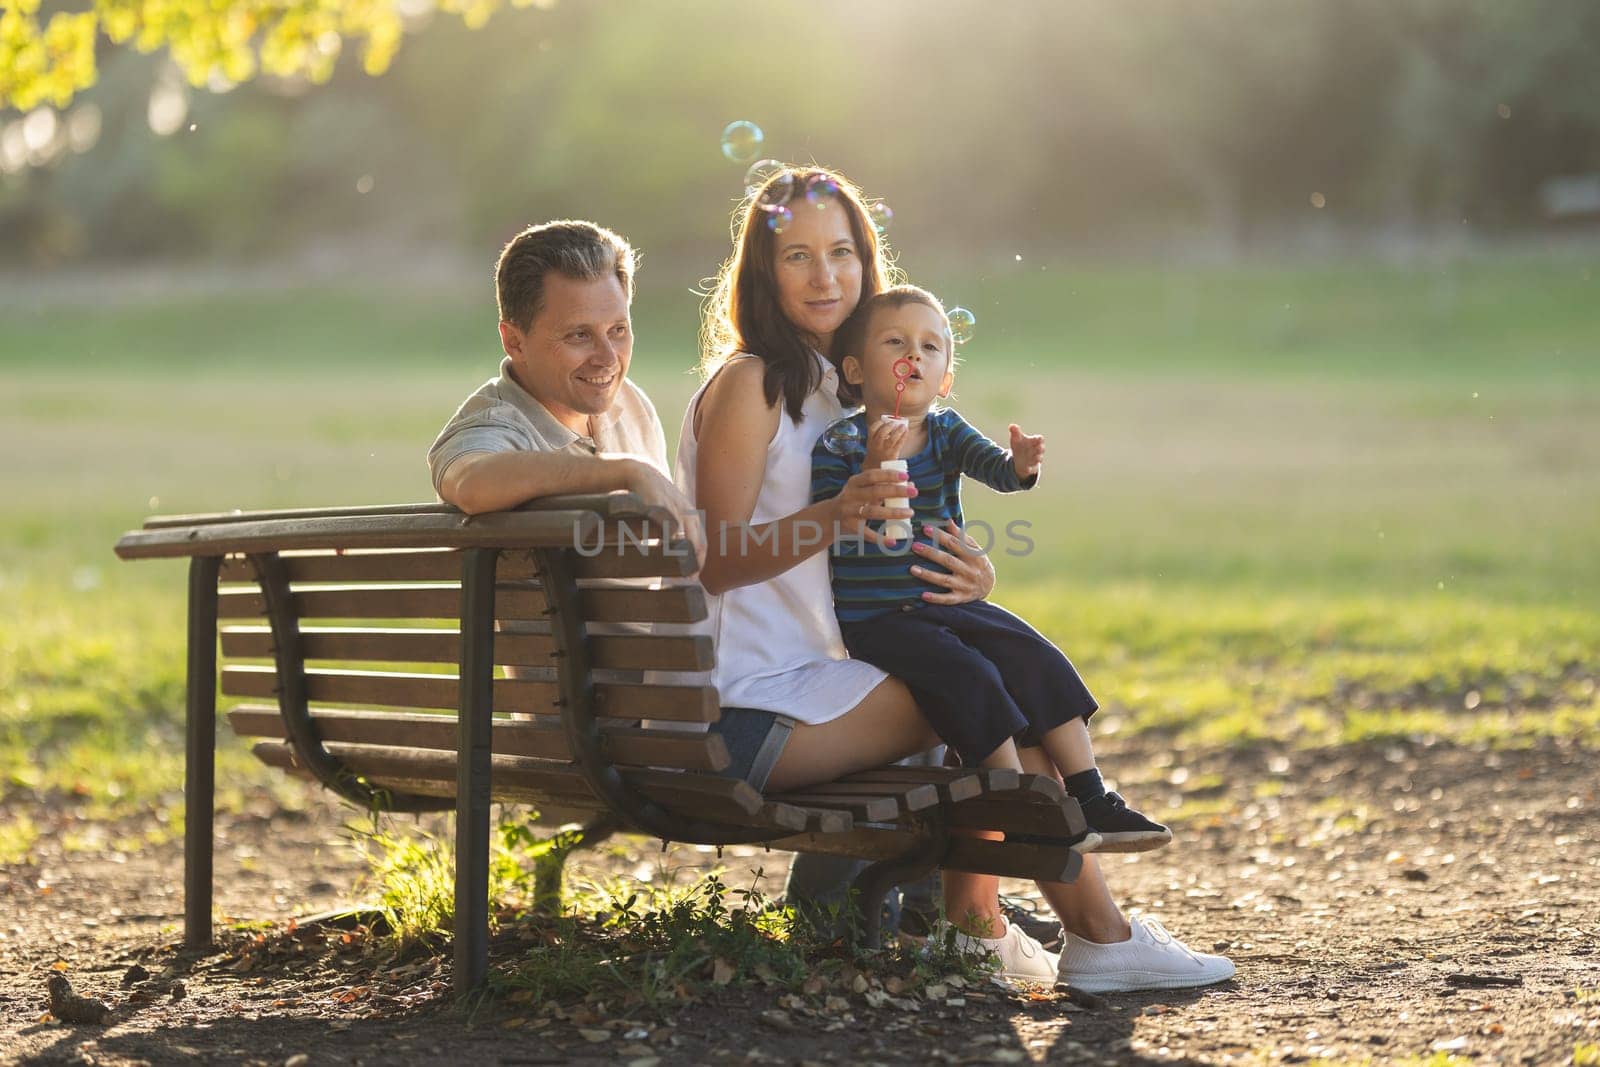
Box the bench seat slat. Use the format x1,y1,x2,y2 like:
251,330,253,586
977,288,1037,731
249,740,764,817
947,796,1085,837
839,767,986,805
215,545,696,584
254,742,761,819
942,837,1082,884
228,706,730,772
220,626,713,672
775,780,941,811
220,665,718,722
770,792,902,823
216,583,706,624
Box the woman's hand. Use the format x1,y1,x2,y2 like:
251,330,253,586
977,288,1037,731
832,467,916,545
910,519,996,604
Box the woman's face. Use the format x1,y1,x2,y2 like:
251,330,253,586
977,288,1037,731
770,198,863,351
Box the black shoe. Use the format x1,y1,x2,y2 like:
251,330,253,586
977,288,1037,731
1076,791,1173,852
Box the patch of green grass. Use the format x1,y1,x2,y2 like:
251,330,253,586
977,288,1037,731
1009,583,1600,751
0,813,39,865
0,576,295,822
1574,1040,1600,1067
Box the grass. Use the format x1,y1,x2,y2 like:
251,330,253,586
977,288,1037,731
1,251,1595,825
346,816,987,1010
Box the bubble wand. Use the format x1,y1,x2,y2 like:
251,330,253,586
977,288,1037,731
891,357,914,418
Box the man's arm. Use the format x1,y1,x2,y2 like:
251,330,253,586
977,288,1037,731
442,449,704,566
438,449,652,515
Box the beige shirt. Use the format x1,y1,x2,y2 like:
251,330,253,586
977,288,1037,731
427,356,668,496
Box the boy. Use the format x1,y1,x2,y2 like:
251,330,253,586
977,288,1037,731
811,285,1169,852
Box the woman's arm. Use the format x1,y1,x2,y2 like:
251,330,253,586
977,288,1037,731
694,359,912,596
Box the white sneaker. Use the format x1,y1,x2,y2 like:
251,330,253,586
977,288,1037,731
929,917,1060,982
1056,914,1236,993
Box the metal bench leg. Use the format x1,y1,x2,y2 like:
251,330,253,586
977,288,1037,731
184,556,220,949
454,548,498,996
532,815,619,914
850,816,948,949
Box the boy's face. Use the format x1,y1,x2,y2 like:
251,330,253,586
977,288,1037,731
842,301,956,414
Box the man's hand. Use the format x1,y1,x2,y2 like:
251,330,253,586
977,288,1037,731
622,459,706,569
1009,423,1045,479
865,416,908,469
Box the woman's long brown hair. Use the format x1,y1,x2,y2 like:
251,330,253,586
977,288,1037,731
699,165,901,422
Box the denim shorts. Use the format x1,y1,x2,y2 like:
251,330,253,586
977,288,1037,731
709,707,796,790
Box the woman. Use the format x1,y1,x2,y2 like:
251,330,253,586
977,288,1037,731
676,166,1233,992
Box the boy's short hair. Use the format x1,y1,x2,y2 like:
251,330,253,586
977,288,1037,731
830,284,951,407
495,220,637,330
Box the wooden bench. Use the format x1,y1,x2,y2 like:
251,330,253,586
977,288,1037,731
115,493,1089,993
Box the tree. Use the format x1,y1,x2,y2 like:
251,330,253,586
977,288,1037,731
0,0,552,113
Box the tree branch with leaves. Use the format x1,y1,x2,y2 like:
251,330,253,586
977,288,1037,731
0,0,551,112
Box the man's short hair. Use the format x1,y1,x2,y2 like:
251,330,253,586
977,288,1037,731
495,220,637,330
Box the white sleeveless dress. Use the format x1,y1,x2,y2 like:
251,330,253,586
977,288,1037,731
675,352,887,725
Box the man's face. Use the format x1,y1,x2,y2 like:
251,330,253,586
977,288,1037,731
500,272,633,434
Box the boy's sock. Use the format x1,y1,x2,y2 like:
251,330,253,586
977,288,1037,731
1062,768,1107,805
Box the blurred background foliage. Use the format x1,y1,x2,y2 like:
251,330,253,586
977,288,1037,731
4,0,1600,270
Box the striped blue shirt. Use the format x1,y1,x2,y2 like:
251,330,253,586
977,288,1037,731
810,408,1037,622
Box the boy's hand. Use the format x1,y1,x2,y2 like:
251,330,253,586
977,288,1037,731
1009,423,1045,478
865,417,909,468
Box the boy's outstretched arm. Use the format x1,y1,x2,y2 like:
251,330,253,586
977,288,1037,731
945,411,1040,492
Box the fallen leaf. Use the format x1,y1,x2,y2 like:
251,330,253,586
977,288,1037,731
711,958,736,985
579,1028,611,1043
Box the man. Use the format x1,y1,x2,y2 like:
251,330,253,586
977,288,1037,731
429,218,699,559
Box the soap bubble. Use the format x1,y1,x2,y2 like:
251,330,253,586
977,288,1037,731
765,204,794,234
947,306,976,344
721,120,763,163
868,202,893,235
805,173,840,210
821,417,864,457
745,159,795,211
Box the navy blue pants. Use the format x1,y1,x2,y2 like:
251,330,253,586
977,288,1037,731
839,600,1098,767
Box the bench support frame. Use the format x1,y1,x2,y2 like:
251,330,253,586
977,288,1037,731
535,546,784,848
851,811,949,948
454,548,499,994
184,556,221,949
248,552,451,816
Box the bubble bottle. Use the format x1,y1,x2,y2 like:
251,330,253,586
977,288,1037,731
878,357,916,545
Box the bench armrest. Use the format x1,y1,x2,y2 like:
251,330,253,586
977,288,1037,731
114,492,669,560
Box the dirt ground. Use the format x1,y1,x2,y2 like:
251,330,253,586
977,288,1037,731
3,735,1597,1066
